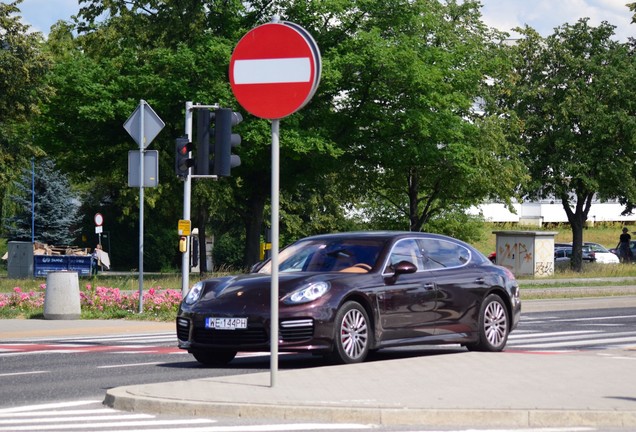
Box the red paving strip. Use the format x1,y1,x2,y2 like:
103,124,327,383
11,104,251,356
0,344,184,354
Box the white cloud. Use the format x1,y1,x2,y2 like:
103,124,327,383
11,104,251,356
480,0,633,41
14,0,635,41
18,0,79,35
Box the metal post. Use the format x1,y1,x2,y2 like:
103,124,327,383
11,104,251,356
270,119,280,387
138,100,145,314
182,101,194,297
31,159,35,244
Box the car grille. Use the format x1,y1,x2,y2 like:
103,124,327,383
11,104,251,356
176,317,190,341
193,326,268,345
181,318,314,346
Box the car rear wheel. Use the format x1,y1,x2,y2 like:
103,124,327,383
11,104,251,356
329,301,370,364
191,349,237,366
466,294,509,352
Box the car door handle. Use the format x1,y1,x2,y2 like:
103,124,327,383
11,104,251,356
475,277,486,284
423,283,435,290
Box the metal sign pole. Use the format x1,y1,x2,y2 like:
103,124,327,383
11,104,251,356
182,101,194,297
138,100,145,314
270,119,280,387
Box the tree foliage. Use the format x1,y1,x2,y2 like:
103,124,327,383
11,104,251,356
493,20,636,270
9,0,635,273
0,0,51,224
326,0,527,232
3,158,81,244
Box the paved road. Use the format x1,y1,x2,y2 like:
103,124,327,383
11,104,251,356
2,296,636,430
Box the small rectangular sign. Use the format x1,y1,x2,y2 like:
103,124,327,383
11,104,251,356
128,150,159,187
178,219,191,236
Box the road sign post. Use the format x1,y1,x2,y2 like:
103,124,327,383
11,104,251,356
230,17,321,387
124,100,164,313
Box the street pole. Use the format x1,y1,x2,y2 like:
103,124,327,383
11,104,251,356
270,118,280,387
138,100,145,314
182,101,193,297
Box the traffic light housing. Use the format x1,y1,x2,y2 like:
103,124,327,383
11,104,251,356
195,108,212,175
175,136,193,178
213,108,242,177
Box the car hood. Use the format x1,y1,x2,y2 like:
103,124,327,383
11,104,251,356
196,272,368,304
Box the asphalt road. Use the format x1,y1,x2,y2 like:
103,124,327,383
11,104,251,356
2,298,636,409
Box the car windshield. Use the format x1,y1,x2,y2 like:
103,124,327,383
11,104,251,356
586,243,610,253
257,238,385,273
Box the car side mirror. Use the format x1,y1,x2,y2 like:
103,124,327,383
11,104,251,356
385,260,417,284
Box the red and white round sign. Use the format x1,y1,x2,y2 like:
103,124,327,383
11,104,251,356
94,213,104,226
229,21,321,120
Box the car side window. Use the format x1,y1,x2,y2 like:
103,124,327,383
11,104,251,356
387,239,424,271
417,238,471,269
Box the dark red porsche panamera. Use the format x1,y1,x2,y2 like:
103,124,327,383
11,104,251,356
177,231,521,365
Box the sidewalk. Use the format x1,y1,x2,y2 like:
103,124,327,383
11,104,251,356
3,297,636,428
107,296,636,427
105,348,636,428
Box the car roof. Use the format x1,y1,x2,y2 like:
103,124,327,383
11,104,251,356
301,231,462,243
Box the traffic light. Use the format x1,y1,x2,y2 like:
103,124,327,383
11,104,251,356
195,108,212,175
213,108,242,177
175,136,193,178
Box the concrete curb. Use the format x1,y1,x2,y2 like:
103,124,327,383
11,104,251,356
104,388,636,428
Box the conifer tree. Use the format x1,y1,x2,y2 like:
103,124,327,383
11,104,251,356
3,158,81,244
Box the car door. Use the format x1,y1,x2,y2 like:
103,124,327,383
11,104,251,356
415,238,490,338
377,238,438,342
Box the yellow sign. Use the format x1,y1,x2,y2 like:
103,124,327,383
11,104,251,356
178,219,191,236
259,242,272,260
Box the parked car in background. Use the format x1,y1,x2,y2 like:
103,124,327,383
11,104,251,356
609,240,636,261
583,242,620,264
177,231,521,365
554,243,618,264
554,247,595,264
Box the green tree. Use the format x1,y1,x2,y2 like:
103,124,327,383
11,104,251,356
0,0,51,229
51,0,349,269
327,0,526,233
33,0,530,271
494,20,636,271
0,0,50,123
3,158,81,244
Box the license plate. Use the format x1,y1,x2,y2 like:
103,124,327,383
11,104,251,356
205,317,248,330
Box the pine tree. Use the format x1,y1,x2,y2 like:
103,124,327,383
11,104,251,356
3,159,81,244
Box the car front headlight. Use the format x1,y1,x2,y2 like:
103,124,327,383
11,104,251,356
284,281,330,305
184,282,204,305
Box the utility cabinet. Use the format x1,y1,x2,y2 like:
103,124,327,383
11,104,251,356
493,231,558,277
7,241,34,278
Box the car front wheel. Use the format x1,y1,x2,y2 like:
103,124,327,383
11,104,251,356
466,294,509,352
329,301,370,364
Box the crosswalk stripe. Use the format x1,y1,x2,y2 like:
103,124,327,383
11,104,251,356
0,401,99,414
508,330,598,339
510,330,636,343
510,335,636,349
0,401,371,432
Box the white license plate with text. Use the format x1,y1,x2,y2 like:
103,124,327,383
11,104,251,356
205,317,248,330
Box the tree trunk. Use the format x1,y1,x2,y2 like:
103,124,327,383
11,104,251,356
562,193,593,272
244,192,266,268
408,170,419,231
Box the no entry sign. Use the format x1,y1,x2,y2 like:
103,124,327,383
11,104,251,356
229,21,321,119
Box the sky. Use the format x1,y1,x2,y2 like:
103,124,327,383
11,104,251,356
13,0,635,42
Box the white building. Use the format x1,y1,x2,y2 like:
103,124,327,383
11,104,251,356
472,200,636,225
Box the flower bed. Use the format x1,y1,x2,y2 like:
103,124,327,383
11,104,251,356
0,284,182,320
